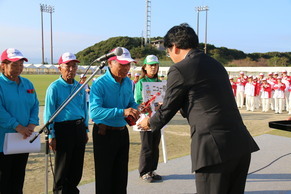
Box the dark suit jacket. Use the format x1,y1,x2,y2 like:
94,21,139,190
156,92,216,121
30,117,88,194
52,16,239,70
150,49,259,172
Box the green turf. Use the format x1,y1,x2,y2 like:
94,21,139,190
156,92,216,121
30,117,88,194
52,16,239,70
267,129,291,138
22,74,96,106
22,75,59,105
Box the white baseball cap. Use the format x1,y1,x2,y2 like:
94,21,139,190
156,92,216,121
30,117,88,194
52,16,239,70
1,48,28,62
108,47,135,64
58,52,80,65
144,55,159,65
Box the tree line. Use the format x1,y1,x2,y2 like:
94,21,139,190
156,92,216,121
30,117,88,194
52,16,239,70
76,36,291,67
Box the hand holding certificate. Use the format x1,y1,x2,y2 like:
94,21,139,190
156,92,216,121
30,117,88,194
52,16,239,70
3,132,41,155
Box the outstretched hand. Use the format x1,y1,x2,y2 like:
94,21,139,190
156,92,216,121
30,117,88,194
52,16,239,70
137,116,151,131
124,107,140,120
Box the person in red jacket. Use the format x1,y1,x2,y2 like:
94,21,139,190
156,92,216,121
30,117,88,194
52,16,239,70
245,76,256,111
282,70,290,111
236,72,247,108
229,76,237,97
253,76,261,110
260,78,272,112
267,72,276,110
273,77,286,114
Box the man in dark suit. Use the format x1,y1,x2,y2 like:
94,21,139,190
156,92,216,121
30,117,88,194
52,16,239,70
138,23,259,194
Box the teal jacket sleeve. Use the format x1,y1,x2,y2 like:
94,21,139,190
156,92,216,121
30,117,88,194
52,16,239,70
43,84,57,138
0,94,19,130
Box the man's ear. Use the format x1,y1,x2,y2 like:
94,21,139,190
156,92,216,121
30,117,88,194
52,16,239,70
172,44,180,55
108,60,112,68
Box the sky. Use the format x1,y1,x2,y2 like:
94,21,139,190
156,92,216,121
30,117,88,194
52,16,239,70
0,0,290,64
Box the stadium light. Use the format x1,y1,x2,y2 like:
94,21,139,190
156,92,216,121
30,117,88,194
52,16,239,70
40,4,55,65
195,6,209,54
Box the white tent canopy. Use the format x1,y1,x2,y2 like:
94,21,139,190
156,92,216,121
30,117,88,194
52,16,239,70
44,64,58,69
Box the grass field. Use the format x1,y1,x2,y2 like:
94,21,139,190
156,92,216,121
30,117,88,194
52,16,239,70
22,74,96,105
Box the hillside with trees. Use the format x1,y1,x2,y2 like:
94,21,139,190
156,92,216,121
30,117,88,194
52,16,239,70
76,36,291,67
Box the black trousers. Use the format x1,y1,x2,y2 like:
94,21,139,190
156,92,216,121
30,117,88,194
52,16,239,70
53,120,87,194
0,152,29,194
139,130,161,176
93,124,129,194
195,153,251,194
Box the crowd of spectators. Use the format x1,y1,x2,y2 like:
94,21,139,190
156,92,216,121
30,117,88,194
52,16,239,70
230,71,291,114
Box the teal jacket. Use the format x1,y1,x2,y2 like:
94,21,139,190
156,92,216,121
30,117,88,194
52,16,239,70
43,76,88,138
0,74,39,152
90,69,138,127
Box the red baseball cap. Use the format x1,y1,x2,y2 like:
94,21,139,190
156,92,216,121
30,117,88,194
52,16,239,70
1,48,28,62
58,52,80,65
108,47,135,64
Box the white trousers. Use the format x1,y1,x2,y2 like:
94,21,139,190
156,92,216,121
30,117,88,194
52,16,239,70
236,91,244,108
261,98,270,112
246,95,255,111
274,98,284,113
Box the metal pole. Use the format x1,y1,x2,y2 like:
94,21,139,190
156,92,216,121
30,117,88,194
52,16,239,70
204,9,208,54
197,10,200,38
50,10,53,65
40,4,44,65
195,6,209,53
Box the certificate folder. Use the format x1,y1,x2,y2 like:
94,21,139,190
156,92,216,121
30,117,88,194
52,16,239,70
269,120,291,132
3,132,41,155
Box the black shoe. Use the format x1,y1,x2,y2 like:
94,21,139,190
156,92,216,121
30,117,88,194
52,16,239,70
150,171,162,180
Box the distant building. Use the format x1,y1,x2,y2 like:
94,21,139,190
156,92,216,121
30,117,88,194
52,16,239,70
151,39,165,51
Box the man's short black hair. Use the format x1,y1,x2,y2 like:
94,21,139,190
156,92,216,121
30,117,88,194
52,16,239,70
164,23,199,49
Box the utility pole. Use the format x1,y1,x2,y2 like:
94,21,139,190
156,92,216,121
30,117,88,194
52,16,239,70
195,6,209,54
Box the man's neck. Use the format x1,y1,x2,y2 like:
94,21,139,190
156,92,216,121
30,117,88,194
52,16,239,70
62,77,74,84
176,49,192,63
112,75,122,83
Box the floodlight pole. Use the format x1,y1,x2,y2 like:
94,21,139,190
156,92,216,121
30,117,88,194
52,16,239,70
49,6,54,65
196,8,200,37
204,7,208,54
40,4,55,65
40,4,45,65
195,6,209,54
